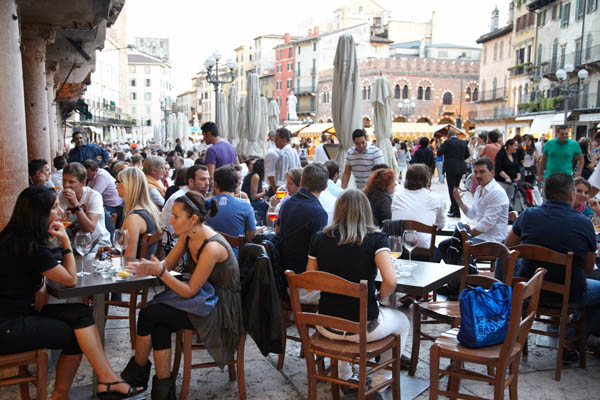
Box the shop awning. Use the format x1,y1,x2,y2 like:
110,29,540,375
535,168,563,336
285,124,308,135
297,123,333,139
529,112,569,135
391,123,434,139
432,124,468,139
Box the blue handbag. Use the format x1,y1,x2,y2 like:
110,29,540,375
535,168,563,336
149,281,218,317
457,282,512,348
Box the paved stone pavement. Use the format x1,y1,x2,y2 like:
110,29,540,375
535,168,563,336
2,179,600,399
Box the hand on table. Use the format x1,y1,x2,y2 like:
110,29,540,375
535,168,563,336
126,255,162,278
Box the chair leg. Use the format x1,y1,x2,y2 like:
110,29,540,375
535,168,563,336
392,335,401,400
36,350,48,400
579,311,587,369
306,352,318,400
18,366,30,400
179,330,193,400
171,330,183,380
277,307,290,370
228,362,236,382
236,333,247,400
330,358,340,400
429,344,440,400
409,305,422,376
448,361,462,399
128,290,138,349
555,321,567,381
508,359,519,400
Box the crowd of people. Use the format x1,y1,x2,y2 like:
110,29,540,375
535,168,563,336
3,120,600,398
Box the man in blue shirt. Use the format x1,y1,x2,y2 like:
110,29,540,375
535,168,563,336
505,173,600,346
278,163,329,303
207,165,256,256
67,129,110,167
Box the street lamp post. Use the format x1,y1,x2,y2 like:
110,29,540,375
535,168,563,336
204,51,236,128
555,64,588,126
399,98,415,121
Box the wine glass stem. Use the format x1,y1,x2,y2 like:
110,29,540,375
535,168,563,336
408,250,412,265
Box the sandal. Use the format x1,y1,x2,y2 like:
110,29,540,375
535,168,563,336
97,381,140,399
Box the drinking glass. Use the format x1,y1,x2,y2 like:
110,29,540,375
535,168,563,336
112,229,130,270
402,229,419,267
389,235,403,260
74,232,92,276
265,206,279,234
275,185,287,200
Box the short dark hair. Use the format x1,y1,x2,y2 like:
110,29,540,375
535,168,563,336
83,159,99,171
352,129,366,141
214,165,238,193
371,163,389,172
28,159,48,178
478,132,488,141
201,121,219,137
556,125,569,132
63,162,87,182
301,163,328,192
186,164,208,184
276,127,291,142
545,173,574,202
405,164,430,190
131,154,143,165
324,160,339,180
513,134,523,144
474,157,494,172
173,167,188,187
186,150,195,158
504,138,516,148
419,137,429,147
488,131,500,143
114,151,125,161
53,156,67,170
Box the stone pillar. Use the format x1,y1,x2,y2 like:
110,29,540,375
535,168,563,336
57,106,65,155
0,0,29,230
46,63,58,161
21,24,55,162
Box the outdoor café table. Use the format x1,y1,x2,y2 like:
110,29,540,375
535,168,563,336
46,255,178,399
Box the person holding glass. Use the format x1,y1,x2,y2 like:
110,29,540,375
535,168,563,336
120,191,243,399
306,189,410,389
0,185,141,399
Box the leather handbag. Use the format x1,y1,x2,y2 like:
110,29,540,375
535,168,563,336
457,282,512,348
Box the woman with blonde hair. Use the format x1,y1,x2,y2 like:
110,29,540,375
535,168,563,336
307,189,410,388
117,167,162,258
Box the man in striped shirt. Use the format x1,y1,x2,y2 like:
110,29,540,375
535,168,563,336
274,127,302,186
341,129,385,190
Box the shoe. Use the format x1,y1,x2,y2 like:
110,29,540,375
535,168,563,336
340,372,372,395
121,356,151,392
562,348,579,364
400,354,411,370
97,381,140,400
447,212,460,218
150,375,176,400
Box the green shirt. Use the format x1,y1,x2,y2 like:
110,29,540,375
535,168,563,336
542,138,581,177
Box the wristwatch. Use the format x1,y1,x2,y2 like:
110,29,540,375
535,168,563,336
70,204,82,212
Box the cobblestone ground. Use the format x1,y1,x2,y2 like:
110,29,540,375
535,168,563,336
2,179,600,399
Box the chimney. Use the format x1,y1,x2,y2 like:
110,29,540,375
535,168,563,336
314,26,319,36
491,6,499,30
508,2,514,23
308,28,313,37
284,33,290,43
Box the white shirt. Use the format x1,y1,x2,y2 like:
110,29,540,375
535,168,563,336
161,186,189,235
264,146,280,183
149,187,165,208
318,189,337,224
326,179,343,198
183,158,194,168
275,144,301,186
464,179,509,243
588,166,600,192
59,186,111,248
50,170,63,190
313,143,329,163
391,188,446,249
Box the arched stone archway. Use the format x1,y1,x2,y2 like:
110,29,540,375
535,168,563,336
438,117,455,125
416,117,432,124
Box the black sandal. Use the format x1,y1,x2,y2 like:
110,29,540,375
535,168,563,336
97,381,140,399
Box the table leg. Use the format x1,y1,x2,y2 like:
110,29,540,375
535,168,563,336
387,292,397,309
93,293,106,396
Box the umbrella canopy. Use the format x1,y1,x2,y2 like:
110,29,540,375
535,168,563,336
153,126,159,145
268,99,280,133
259,96,269,156
216,91,229,141
228,86,238,145
332,34,362,172
245,74,262,157
167,113,176,143
176,112,184,142
236,95,247,154
371,76,399,176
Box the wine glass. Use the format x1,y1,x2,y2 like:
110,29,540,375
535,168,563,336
275,185,288,200
74,232,92,276
389,235,403,260
265,206,279,234
402,229,419,267
112,229,130,270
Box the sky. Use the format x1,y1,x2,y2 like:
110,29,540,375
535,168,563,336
125,0,510,94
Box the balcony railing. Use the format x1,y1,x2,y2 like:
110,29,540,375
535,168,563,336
476,87,508,102
468,107,515,121
295,86,317,95
439,104,456,115
540,45,600,81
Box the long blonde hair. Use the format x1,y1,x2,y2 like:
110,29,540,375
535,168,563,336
323,189,378,246
118,167,162,230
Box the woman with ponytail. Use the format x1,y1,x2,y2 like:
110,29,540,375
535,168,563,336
120,190,243,399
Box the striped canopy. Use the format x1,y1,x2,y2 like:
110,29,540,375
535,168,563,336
391,123,434,140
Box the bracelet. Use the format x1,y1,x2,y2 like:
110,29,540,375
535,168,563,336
156,265,166,279
62,248,73,255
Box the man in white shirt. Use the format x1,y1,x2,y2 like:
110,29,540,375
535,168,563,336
161,165,210,235
274,127,301,187
265,131,280,195
313,134,329,163
324,160,343,198
59,162,111,249
51,155,67,190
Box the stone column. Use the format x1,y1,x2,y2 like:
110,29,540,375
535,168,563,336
0,0,28,230
46,62,58,161
21,24,55,162
57,106,65,155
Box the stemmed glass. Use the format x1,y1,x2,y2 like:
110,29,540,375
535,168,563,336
402,229,419,267
74,232,92,276
389,235,403,260
265,206,278,234
112,229,130,270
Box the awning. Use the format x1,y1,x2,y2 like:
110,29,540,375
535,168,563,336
529,113,569,135
297,123,333,139
432,124,468,139
285,124,308,135
391,122,434,139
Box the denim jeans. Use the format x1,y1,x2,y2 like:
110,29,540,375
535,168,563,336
584,278,600,336
104,204,123,236
436,161,444,183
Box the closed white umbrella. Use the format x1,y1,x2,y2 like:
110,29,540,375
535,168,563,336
167,113,176,144
109,126,116,144
268,99,280,133
153,126,159,145
228,86,238,145
216,91,229,141
259,96,269,157
245,74,262,157
371,76,399,176
236,95,246,154
332,33,362,174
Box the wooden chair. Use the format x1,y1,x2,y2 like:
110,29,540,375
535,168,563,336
171,330,247,400
382,219,437,261
285,270,402,400
277,297,318,370
103,229,163,348
510,244,583,381
408,240,518,376
219,232,246,252
0,349,47,400
429,268,546,400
